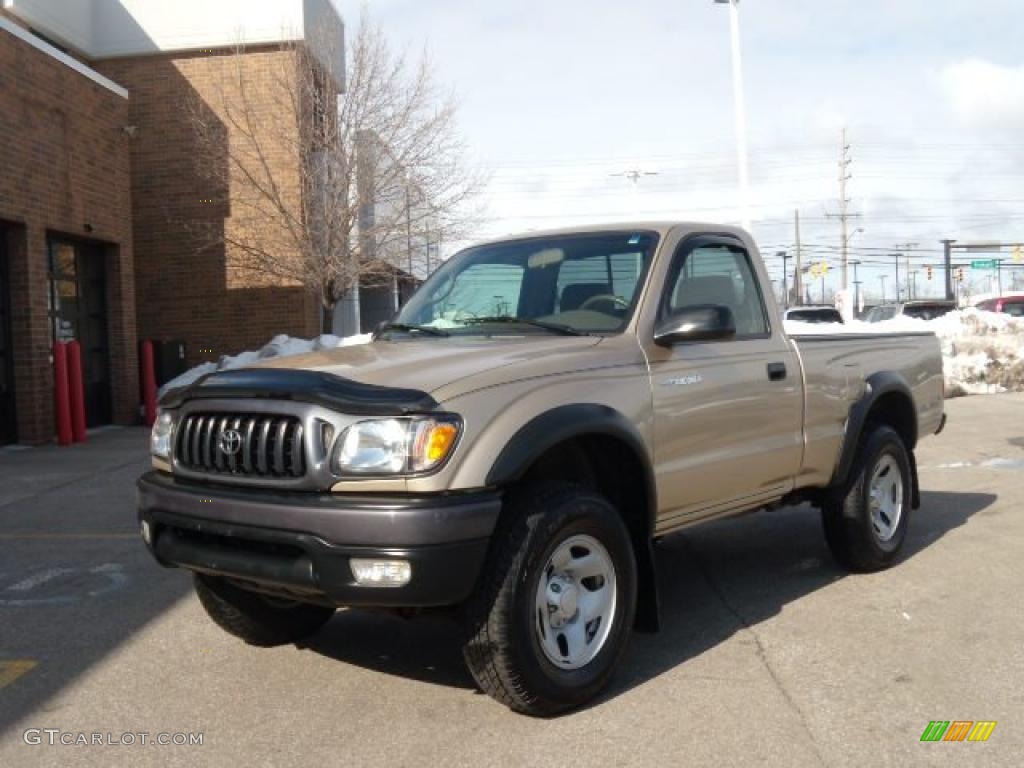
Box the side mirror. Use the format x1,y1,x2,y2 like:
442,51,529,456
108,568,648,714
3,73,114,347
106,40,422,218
654,304,736,346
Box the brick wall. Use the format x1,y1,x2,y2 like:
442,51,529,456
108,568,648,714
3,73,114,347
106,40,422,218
0,24,137,444
95,47,320,371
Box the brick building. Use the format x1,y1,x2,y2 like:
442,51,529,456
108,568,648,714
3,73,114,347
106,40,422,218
0,0,343,445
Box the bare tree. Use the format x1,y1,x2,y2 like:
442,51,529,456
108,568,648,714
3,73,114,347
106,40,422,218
188,9,487,330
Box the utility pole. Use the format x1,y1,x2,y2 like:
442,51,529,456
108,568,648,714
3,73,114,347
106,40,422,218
909,270,918,300
827,128,860,291
851,260,861,314
996,258,1003,297
892,242,917,302
891,252,901,303
777,251,789,308
941,239,955,301
793,209,803,306
878,274,887,304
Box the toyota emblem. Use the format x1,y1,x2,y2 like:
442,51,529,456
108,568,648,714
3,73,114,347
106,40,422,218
218,428,243,456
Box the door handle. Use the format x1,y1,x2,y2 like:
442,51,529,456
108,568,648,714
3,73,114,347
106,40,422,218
767,362,787,381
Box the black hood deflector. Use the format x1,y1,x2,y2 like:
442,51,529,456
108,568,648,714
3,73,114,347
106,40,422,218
159,368,439,415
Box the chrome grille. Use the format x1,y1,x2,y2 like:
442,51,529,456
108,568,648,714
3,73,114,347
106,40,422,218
175,413,305,478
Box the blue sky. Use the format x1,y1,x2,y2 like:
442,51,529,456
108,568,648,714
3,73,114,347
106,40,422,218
360,0,1024,301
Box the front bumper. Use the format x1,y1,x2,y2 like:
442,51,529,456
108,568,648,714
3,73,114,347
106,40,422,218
137,471,501,607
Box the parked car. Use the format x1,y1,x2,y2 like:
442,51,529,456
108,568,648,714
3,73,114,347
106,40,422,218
140,222,945,715
784,305,844,324
975,296,1024,317
865,300,957,322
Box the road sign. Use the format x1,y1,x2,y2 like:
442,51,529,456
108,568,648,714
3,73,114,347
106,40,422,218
970,259,998,269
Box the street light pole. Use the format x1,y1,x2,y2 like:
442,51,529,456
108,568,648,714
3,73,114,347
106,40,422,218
715,0,750,231
850,260,861,315
941,239,956,301
777,250,789,308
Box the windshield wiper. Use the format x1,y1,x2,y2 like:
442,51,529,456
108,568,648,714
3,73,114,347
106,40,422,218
377,322,450,337
461,316,588,336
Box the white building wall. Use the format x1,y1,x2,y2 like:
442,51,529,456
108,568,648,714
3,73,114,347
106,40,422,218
3,0,343,86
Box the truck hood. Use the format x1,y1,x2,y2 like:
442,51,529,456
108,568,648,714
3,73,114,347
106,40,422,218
253,336,611,399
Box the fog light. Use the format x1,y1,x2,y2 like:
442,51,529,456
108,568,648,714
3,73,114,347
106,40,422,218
350,558,411,587
140,520,152,545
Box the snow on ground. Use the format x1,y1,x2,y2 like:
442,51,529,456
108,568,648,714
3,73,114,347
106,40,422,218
785,308,1024,396
159,333,372,396
160,309,1024,399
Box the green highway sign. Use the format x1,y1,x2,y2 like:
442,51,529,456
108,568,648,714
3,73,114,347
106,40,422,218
970,259,998,269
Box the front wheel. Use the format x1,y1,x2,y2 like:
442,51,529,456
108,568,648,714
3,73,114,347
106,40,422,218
822,424,912,572
462,484,637,716
194,574,335,647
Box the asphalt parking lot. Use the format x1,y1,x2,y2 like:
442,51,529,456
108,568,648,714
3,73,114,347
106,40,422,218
1,394,1022,767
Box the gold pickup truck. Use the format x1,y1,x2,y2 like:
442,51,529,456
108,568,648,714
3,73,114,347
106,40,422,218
138,222,945,715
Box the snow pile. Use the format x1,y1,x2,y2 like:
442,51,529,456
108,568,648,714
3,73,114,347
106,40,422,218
785,308,1024,396
159,333,372,396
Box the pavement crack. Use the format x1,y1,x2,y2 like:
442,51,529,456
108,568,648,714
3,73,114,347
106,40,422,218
679,535,831,768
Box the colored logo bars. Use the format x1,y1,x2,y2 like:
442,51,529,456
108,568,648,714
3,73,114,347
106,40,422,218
920,721,996,743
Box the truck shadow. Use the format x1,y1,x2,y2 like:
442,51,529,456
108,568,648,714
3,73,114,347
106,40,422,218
305,490,996,705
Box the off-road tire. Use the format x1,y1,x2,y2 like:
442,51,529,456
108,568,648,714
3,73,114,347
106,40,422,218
822,424,913,572
462,483,637,716
194,573,335,647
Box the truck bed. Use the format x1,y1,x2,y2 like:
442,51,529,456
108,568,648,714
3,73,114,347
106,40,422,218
789,330,944,489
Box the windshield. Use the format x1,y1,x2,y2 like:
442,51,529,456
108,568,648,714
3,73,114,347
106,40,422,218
865,305,898,322
787,308,842,324
392,231,658,335
902,303,954,320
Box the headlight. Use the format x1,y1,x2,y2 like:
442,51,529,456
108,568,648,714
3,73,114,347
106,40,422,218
332,416,461,475
150,409,174,459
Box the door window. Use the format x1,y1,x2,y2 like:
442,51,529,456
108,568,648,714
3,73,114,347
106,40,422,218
662,241,769,337
47,239,112,426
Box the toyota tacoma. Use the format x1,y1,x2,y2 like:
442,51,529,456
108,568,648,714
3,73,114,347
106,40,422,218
139,222,945,715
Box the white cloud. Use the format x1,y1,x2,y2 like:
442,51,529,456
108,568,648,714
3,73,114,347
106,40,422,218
940,58,1024,128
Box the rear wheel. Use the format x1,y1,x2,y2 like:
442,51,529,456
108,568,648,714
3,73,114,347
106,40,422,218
462,484,637,716
822,424,912,572
194,574,335,647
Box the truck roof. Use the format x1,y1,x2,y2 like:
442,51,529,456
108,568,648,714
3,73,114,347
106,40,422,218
470,221,750,248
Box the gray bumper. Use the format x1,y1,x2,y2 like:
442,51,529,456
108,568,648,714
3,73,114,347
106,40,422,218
137,471,501,547
136,471,502,607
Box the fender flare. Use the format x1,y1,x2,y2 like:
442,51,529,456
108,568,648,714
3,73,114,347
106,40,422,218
831,371,920,508
486,404,661,631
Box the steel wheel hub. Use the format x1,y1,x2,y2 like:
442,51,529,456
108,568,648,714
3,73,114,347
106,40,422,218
534,534,617,670
546,576,579,628
869,454,903,542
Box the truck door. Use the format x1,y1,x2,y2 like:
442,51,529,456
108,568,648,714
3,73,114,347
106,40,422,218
646,234,802,528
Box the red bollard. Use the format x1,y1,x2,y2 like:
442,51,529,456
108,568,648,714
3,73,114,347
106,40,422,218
141,340,157,427
67,340,87,443
53,342,72,446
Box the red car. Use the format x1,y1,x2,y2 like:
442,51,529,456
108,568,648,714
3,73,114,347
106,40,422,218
975,296,1024,317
